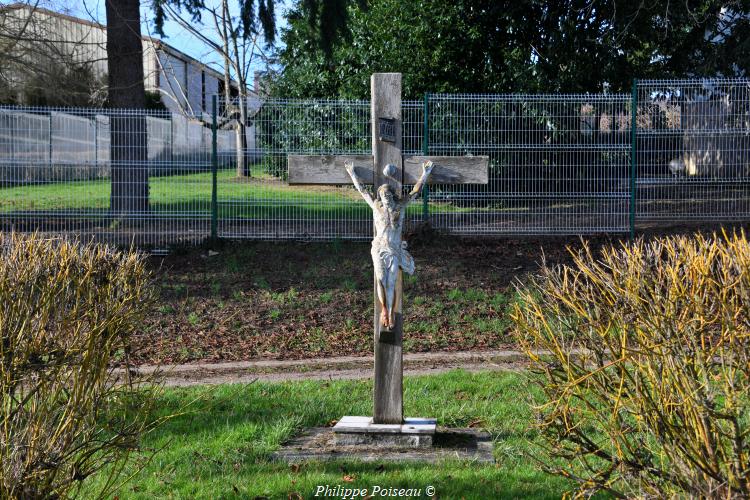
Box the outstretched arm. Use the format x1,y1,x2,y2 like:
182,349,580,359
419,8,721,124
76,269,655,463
402,161,434,206
344,161,376,209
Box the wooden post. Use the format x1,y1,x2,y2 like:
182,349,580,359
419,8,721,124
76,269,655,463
371,73,403,424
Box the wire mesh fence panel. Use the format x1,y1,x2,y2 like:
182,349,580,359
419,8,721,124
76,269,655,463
2,79,748,251
0,106,221,251
0,111,51,184
635,79,750,222
219,97,374,240
95,114,111,166
401,99,428,229
424,94,632,234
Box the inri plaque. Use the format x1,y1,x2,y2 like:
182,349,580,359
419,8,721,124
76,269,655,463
378,117,396,143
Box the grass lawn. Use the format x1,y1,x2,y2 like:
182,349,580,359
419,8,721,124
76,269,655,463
82,370,571,499
0,165,468,219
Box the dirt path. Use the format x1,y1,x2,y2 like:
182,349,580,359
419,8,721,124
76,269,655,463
127,350,531,386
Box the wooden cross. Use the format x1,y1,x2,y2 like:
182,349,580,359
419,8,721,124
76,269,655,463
288,73,488,425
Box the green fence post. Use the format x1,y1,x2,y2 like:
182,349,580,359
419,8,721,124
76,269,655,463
211,95,218,241
630,80,637,240
422,92,430,222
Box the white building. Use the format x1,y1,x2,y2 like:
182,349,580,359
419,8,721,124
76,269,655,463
0,3,254,115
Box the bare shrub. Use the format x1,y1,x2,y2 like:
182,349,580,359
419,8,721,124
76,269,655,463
512,231,750,497
0,234,160,499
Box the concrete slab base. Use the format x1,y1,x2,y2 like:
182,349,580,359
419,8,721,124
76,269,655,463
332,416,436,448
272,427,495,464
334,432,433,447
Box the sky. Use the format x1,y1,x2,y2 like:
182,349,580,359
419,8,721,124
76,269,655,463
61,0,292,78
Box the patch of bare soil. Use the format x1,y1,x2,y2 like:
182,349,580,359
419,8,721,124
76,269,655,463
129,221,750,366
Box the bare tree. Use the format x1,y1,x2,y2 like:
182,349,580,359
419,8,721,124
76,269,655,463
0,1,147,212
165,0,271,177
0,1,108,106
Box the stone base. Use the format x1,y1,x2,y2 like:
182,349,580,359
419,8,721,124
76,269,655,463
273,427,494,463
333,416,436,448
334,432,433,447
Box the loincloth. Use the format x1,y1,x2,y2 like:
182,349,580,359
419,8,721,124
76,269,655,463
371,239,415,276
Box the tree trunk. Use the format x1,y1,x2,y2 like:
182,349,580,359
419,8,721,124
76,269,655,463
213,0,246,178
105,0,148,214
237,96,249,176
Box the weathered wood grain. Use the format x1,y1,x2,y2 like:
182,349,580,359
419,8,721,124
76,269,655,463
372,74,404,189
403,156,489,185
288,155,489,185
372,73,404,425
287,155,374,184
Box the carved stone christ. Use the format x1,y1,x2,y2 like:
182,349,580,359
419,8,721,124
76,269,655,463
344,160,434,329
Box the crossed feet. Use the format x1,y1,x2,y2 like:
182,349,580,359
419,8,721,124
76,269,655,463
380,306,395,330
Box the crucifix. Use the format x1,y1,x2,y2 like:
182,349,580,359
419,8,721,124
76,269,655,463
288,73,488,427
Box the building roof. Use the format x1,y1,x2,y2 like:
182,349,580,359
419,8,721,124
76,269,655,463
3,3,106,29
142,36,227,85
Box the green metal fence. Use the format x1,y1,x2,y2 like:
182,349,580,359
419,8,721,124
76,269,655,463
634,78,750,223
0,78,747,251
420,93,632,235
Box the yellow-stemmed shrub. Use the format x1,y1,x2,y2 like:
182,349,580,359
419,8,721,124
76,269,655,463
0,233,158,499
512,231,750,498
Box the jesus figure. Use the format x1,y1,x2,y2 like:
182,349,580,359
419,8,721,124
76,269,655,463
344,160,434,330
